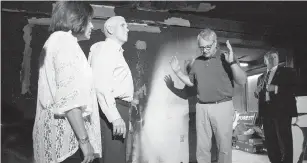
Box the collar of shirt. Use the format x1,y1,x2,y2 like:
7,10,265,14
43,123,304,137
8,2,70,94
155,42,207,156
207,49,222,59
105,38,124,53
267,65,278,73
199,51,219,61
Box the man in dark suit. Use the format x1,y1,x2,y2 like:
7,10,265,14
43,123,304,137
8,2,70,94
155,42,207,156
254,49,298,163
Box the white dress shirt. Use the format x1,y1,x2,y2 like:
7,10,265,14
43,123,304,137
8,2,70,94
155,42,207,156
266,65,278,101
89,38,134,122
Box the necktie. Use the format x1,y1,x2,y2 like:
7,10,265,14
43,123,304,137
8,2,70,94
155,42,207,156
260,70,271,91
264,70,271,85
265,70,271,101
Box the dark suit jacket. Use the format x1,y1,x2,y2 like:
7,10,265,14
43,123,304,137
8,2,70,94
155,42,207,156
255,66,298,118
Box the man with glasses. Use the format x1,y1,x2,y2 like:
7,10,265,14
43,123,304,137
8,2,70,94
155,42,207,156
170,28,247,163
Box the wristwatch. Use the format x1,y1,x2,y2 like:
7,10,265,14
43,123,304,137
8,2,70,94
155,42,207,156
229,61,237,66
78,136,90,145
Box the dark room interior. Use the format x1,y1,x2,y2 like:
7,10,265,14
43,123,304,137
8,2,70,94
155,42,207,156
1,1,307,163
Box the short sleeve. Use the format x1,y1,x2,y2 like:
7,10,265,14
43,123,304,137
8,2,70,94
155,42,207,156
52,37,91,116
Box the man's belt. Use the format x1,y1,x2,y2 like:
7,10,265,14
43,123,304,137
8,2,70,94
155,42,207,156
115,98,131,107
198,97,232,104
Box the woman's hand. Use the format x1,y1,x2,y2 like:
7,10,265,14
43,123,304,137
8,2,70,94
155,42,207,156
80,138,95,163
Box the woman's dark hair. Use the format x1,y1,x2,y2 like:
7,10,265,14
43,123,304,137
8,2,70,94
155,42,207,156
49,1,94,35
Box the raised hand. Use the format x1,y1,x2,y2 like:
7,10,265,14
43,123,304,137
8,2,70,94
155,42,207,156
224,40,234,63
164,75,174,88
266,84,277,92
170,56,181,73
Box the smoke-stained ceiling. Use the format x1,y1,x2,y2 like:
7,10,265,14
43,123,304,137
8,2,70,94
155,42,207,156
2,1,307,75
90,1,306,74
92,1,307,26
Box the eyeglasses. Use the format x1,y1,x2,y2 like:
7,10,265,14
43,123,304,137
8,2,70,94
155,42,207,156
199,40,216,52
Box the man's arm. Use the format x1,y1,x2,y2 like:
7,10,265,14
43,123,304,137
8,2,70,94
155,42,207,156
231,63,247,86
174,70,194,87
164,75,189,99
90,45,121,123
90,45,127,138
170,56,194,87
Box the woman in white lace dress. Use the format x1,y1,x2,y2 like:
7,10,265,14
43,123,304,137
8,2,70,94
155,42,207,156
33,2,101,163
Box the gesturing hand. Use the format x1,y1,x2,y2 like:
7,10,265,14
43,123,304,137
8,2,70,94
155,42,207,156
170,56,181,73
223,40,234,63
112,118,126,138
164,75,174,88
266,84,277,92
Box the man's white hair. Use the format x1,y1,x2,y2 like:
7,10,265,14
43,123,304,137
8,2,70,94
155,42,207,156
197,28,217,42
103,16,125,36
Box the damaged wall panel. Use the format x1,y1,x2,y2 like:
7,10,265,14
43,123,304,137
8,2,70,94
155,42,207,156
2,0,286,127
9,15,239,162
2,1,282,47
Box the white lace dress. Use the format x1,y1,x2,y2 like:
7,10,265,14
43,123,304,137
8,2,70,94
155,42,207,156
33,31,102,163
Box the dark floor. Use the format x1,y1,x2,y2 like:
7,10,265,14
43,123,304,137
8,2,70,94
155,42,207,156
1,119,307,163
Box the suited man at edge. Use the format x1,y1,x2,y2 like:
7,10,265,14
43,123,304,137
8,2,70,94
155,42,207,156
254,49,298,163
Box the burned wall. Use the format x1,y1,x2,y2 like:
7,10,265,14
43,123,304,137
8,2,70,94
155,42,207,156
2,1,301,162
2,1,274,122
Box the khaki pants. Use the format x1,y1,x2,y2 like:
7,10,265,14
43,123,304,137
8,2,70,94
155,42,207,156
196,100,234,163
